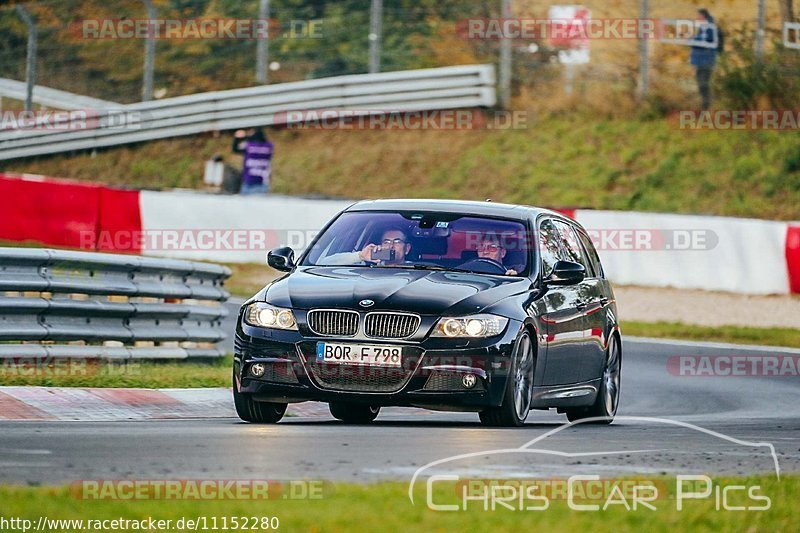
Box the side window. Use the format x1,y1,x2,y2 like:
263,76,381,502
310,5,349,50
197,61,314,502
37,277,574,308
577,229,603,278
553,220,589,273
538,219,566,277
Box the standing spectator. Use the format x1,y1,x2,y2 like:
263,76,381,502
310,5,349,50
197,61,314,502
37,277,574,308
232,128,274,195
690,8,719,110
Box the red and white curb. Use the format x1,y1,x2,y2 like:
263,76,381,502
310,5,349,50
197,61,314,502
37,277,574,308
0,387,427,421
0,387,234,421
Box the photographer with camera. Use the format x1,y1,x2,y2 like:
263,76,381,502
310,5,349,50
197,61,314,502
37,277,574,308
318,228,411,266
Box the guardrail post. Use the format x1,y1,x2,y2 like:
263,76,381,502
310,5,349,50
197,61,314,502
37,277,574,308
14,5,37,112
256,0,270,84
498,0,512,108
369,0,383,74
756,0,766,62
142,0,156,101
637,0,650,100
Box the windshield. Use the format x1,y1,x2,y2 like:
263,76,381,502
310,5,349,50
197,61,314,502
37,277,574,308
301,211,531,276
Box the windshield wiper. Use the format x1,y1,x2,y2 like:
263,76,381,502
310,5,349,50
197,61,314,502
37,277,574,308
411,264,449,271
389,264,476,273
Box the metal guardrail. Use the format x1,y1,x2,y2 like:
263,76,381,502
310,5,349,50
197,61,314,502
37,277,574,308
0,64,496,161
0,248,231,360
0,77,120,111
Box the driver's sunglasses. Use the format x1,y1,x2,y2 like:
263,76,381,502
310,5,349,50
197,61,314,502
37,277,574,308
382,238,406,246
478,242,501,251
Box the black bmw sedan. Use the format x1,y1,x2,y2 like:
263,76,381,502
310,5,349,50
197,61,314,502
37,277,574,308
233,199,621,427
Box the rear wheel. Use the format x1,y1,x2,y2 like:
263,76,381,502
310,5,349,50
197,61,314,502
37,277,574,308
479,331,535,427
329,402,380,423
232,369,287,423
566,335,621,424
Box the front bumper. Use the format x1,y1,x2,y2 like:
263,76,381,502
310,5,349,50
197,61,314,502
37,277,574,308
234,317,522,411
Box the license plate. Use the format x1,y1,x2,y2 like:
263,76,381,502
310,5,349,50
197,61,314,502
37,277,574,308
315,342,402,367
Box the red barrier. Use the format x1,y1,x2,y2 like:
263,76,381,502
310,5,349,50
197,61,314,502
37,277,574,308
786,225,800,294
552,208,576,219
0,173,141,252
97,187,142,253
0,174,101,249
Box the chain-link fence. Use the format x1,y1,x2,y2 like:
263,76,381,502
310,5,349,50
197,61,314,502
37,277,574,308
1,1,798,111
0,1,501,105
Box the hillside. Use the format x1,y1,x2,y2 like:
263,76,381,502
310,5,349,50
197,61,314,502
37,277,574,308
3,112,799,220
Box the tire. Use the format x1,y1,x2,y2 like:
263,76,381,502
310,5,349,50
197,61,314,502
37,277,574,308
479,331,535,427
328,402,380,423
566,334,621,425
232,369,287,423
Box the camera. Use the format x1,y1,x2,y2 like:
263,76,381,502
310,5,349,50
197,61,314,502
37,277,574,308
371,247,396,262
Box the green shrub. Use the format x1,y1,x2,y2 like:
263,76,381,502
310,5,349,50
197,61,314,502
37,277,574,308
715,26,800,109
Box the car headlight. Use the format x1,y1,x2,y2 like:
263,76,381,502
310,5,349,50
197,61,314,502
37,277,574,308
243,303,298,330
431,314,509,338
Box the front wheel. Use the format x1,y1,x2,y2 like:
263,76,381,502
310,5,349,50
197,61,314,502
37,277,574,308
479,331,535,427
329,402,380,423
566,335,621,425
233,370,287,423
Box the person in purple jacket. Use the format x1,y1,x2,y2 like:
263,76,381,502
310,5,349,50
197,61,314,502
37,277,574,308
232,128,274,194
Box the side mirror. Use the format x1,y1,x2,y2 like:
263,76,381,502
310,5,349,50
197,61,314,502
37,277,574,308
267,247,296,272
544,260,585,286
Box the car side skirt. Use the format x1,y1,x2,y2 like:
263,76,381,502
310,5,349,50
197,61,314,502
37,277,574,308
530,378,601,409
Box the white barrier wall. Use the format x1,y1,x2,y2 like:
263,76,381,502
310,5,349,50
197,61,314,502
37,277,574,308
137,191,797,295
139,191,352,263
574,210,791,295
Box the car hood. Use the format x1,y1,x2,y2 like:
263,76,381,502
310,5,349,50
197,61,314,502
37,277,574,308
261,266,531,317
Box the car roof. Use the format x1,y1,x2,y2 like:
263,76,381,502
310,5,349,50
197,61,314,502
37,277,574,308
345,199,565,220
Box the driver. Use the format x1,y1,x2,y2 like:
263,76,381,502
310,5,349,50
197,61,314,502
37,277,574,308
318,228,411,266
475,237,523,276
359,228,410,265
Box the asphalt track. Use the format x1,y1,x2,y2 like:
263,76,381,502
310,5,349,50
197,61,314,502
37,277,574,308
1,333,799,485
